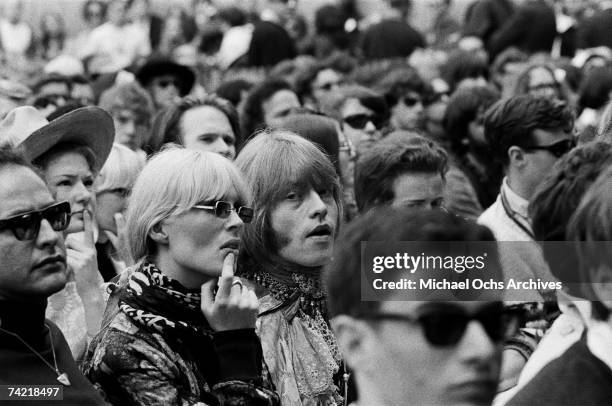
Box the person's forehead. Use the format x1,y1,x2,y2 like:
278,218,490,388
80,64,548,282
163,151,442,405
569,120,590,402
38,81,70,95
0,166,54,218
341,98,373,116
529,67,555,82
392,172,444,194
531,128,572,142
181,105,233,133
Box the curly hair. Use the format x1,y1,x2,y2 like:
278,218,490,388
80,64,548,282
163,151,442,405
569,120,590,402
484,95,574,166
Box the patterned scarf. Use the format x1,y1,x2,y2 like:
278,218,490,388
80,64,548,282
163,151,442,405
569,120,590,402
119,262,212,337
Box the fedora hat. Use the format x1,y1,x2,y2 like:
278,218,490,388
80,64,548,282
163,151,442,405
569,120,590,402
136,57,196,96
0,106,114,173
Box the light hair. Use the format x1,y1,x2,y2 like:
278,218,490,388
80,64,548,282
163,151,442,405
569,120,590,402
126,145,251,261
95,143,145,193
234,129,342,267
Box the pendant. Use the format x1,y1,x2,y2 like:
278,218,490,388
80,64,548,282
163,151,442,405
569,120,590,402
57,372,71,386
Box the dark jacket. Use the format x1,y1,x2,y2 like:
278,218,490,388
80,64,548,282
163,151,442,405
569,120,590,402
463,0,515,46
360,19,425,60
488,0,557,58
576,8,612,50
507,338,612,406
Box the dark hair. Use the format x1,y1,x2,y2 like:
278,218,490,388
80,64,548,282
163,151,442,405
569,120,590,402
579,65,612,110
530,142,612,296
376,66,425,108
278,113,341,175
294,52,355,101
217,6,247,27
149,95,242,153
490,47,529,78
215,79,254,107
32,142,98,175
441,50,489,91
566,165,612,320
443,85,500,156
330,84,389,122
324,208,497,318
241,79,296,138
484,95,574,166
355,132,448,212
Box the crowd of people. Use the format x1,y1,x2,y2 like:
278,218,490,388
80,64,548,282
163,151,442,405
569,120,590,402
1,0,612,405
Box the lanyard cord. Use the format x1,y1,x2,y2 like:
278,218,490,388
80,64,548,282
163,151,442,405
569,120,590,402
0,324,61,376
500,188,535,240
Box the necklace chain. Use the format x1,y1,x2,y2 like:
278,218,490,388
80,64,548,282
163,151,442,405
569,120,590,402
0,323,64,380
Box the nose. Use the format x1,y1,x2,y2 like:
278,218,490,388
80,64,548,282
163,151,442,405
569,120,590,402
307,189,328,220
225,208,244,231
212,138,234,159
37,218,61,249
73,181,93,207
364,120,377,134
458,320,498,365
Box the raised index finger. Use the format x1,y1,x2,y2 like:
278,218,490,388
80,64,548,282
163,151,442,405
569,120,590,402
83,209,95,246
216,252,235,299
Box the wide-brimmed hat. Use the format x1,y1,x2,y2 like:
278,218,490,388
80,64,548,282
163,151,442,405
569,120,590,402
0,106,114,173
135,57,196,96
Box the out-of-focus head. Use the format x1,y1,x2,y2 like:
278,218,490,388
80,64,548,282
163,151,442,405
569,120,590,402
443,85,500,156
136,57,196,110
0,147,68,300
490,47,529,97
98,82,154,151
325,207,507,406
355,132,448,212
441,50,489,92
330,85,388,155
150,95,241,159
241,79,300,138
277,112,341,176
95,143,145,235
530,141,612,296
377,66,426,132
235,129,342,269
514,64,562,100
567,165,612,320
82,0,107,27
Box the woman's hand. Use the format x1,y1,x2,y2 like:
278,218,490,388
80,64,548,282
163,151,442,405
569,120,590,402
104,212,135,266
65,210,104,335
201,253,259,331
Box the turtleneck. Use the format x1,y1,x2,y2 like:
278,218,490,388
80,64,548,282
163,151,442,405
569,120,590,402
0,299,48,348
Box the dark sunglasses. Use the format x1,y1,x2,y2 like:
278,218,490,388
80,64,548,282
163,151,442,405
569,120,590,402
522,138,576,158
0,201,71,241
193,201,254,223
343,114,384,130
362,305,519,347
403,96,422,107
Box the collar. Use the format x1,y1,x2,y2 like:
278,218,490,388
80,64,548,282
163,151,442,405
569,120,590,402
502,177,530,220
587,319,612,371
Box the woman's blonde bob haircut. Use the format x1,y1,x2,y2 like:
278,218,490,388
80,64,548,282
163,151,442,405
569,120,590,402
126,145,251,261
95,143,145,193
234,129,342,268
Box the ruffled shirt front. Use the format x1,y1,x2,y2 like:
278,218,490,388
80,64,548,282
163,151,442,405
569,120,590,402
257,294,342,406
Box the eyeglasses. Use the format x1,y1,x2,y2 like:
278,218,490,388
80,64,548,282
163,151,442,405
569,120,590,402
193,201,254,223
522,138,576,158
403,96,422,107
528,82,559,92
361,305,519,347
343,114,384,130
0,201,71,241
315,81,342,91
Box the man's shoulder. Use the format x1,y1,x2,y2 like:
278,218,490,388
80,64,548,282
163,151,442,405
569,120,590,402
507,340,612,406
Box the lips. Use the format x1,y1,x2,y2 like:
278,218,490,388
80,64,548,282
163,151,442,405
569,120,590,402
220,239,241,250
306,224,333,238
34,254,66,270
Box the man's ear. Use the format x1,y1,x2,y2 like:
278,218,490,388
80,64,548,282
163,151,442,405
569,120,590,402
590,264,612,308
331,315,375,371
149,222,169,245
507,146,527,169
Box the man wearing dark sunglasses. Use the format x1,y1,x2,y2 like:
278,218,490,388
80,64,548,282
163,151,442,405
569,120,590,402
0,148,108,404
325,208,514,406
478,96,574,297
378,67,426,132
